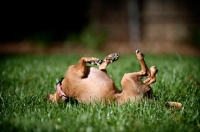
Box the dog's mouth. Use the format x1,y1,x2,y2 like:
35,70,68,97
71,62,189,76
56,79,67,101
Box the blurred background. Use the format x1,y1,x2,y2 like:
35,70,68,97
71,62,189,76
0,0,200,55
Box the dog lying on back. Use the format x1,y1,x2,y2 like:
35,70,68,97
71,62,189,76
45,50,182,109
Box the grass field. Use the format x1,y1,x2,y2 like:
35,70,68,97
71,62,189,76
0,52,199,132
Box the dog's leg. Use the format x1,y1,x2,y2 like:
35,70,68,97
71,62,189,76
143,66,158,86
75,53,119,74
123,49,150,78
118,50,152,103
135,49,151,77
98,53,120,73
74,57,103,78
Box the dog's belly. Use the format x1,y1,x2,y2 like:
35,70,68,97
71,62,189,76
75,67,118,103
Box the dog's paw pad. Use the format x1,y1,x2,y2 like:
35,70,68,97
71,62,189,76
135,49,145,58
136,49,139,53
105,52,120,63
96,59,103,66
136,49,144,56
90,59,103,66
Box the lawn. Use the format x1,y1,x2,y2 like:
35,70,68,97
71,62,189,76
0,52,199,132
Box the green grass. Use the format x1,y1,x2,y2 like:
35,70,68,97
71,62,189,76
0,53,199,132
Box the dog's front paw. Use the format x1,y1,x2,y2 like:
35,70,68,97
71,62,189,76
90,59,103,66
105,52,120,63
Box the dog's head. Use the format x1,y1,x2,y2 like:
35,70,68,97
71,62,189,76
44,78,67,102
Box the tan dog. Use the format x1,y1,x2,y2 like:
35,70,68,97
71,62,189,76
46,50,182,109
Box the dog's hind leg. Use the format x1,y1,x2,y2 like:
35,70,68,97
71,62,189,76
117,50,153,102
143,66,158,86
123,50,150,79
135,49,151,77
135,50,158,86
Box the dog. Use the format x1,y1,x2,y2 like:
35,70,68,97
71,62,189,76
45,49,182,109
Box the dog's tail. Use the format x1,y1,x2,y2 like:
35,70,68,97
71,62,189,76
166,101,182,109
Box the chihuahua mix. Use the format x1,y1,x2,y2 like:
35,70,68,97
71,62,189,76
46,50,182,109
